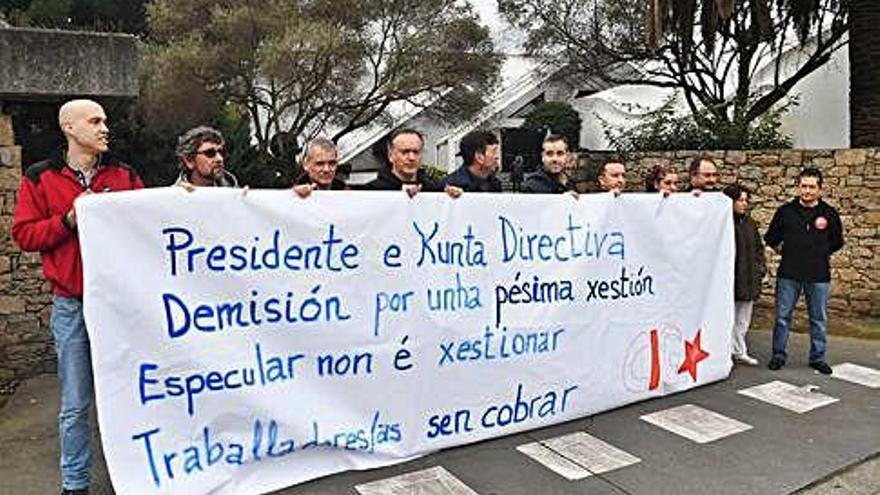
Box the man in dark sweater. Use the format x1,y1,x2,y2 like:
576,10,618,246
364,128,461,198
292,137,347,197
522,134,575,194
764,168,844,374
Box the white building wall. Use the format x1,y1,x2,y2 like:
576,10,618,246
574,45,850,151
774,45,849,149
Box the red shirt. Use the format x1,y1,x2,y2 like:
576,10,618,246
12,150,144,297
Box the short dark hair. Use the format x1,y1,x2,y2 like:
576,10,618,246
542,134,568,149
798,167,823,186
459,130,499,166
689,153,716,176
387,128,424,150
597,154,625,180
645,164,674,192
722,183,750,202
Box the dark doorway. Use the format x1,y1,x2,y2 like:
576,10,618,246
500,127,542,174
5,101,64,171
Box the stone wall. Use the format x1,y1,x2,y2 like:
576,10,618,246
0,27,138,98
573,149,880,317
0,110,54,395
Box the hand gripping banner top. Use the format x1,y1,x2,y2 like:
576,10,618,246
77,188,734,495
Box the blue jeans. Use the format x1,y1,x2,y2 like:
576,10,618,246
51,296,93,490
771,277,830,363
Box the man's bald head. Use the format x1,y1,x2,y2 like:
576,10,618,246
58,99,109,155
58,99,103,127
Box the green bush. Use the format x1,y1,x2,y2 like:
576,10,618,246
600,95,795,152
521,102,582,149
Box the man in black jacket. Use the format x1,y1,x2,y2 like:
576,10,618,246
522,134,574,194
441,130,502,192
292,137,347,197
764,168,844,374
364,128,461,198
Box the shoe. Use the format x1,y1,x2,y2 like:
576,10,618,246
768,357,785,370
61,489,88,495
734,354,759,366
810,361,833,375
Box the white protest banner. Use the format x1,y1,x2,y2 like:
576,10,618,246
77,189,734,495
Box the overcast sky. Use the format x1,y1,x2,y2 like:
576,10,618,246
470,0,524,52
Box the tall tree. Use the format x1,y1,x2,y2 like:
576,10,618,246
143,0,501,156
849,0,880,147
499,0,848,148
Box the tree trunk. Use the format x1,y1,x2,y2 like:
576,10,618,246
849,0,880,147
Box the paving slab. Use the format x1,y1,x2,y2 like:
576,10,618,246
517,431,640,480
639,404,753,444
832,363,880,389
738,380,839,413
355,466,478,495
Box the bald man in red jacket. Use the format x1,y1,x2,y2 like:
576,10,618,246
12,99,143,495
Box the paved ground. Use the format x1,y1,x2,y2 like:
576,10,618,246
1,329,878,495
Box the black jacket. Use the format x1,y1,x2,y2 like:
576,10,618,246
441,165,502,192
764,198,844,283
362,166,443,192
733,214,766,301
521,167,572,194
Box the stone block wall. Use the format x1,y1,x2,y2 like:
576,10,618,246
0,27,138,98
574,149,880,317
0,110,54,395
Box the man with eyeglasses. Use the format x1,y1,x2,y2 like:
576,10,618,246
688,154,719,194
293,137,347,197
174,126,238,188
12,99,144,495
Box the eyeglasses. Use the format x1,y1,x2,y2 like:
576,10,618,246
310,160,338,170
196,147,226,159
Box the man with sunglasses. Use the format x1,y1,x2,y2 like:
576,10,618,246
174,126,239,188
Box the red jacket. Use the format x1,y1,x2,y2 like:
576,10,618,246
12,149,144,297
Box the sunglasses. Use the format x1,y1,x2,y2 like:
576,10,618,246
196,147,227,159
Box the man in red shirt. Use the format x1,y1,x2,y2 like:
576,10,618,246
12,99,143,495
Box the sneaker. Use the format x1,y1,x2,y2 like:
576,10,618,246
768,357,785,370
61,489,88,495
810,361,833,375
734,354,760,366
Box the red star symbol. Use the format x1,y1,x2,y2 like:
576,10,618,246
678,329,710,381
